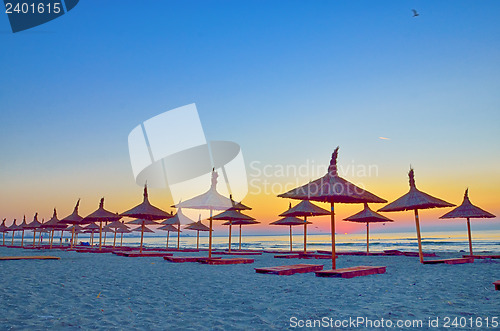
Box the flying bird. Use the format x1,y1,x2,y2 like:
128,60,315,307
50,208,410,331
412,9,419,17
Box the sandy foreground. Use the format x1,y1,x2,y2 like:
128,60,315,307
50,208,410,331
0,247,499,330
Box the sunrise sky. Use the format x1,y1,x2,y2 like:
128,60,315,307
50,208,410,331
1,1,499,235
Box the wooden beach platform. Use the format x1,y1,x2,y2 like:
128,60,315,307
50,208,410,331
315,266,387,278
274,253,332,259
163,256,221,263
494,281,500,291
422,257,474,265
212,251,262,256
114,251,174,257
0,256,60,260
255,264,323,275
199,258,254,265
463,255,500,259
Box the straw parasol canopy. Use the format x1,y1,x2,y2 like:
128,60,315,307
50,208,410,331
7,219,19,246
439,189,495,256
278,147,386,268
343,203,393,254
114,224,132,247
280,201,329,253
131,225,154,233
106,220,130,248
174,170,233,258
158,223,180,249
221,218,260,250
82,222,100,247
81,198,122,250
228,194,252,211
160,208,191,249
0,219,8,246
60,199,84,249
18,215,29,247
121,185,170,252
24,213,42,247
40,209,67,248
379,167,454,263
270,216,311,252
213,209,255,252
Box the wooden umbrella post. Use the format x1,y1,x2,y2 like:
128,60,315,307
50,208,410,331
366,222,370,254
11,231,15,246
303,216,308,253
90,231,94,247
70,228,75,249
50,230,54,249
98,222,103,250
228,221,232,252
60,230,64,246
239,225,242,250
414,209,424,264
113,230,117,248
166,231,170,248
120,232,124,247
177,225,180,250
32,231,36,247
21,230,25,247
330,202,336,269
140,222,145,253
196,230,199,249
208,209,213,258
103,222,108,246
466,218,473,256
289,225,292,252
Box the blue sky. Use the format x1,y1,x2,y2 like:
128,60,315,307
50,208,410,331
0,1,499,232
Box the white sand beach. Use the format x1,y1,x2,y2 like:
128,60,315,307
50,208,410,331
0,246,498,330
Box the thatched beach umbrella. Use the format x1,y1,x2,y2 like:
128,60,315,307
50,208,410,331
378,168,454,263
158,224,180,248
161,208,190,250
42,209,68,248
67,224,84,246
222,219,260,250
280,201,329,253
126,218,159,252
0,219,8,245
278,147,387,268
8,219,19,246
6,219,19,246
270,216,311,251
184,219,210,249
174,170,233,258
343,203,393,254
25,213,42,247
106,220,130,248
60,199,83,249
82,198,122,250
83,222,100,247
115,223,131,247
439,189,495,256
121,185,171,253
18,215,29,247
131,225,154,236
213,209,255,252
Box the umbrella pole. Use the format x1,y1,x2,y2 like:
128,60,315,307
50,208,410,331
197,231,199,249
75,233,79,246
466,218,473,256
98,222,103,250
70,228,75,249
33,231,36,247
3,232,5,245
113,230,117,248
239,225,242,250
21,230,25,247
228,221,232,252
208,209,213,258
166,231,170,248
91,232,94,247
177,225,180,250
60,230,64,246
104,222,108,246
120,232,124,247
289,225,292,252
366,222,370,254
330,202,336,269
140,223,145,253
11,231,15,246
50,230,54,249
414,209,424,264
304,216,308,253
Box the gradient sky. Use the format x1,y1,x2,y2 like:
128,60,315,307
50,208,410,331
1,1,499,235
